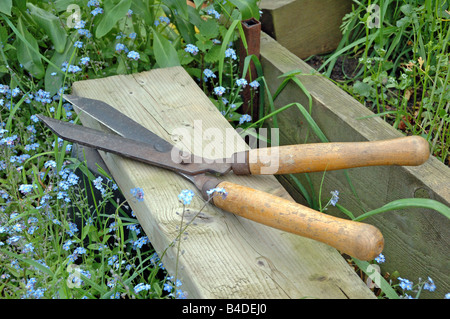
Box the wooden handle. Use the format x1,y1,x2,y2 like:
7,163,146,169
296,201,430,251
238,136,429,175
212,181,384,261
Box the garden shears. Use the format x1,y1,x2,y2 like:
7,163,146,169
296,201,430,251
37,95,430,261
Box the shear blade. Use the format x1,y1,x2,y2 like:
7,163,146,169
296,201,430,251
37,115,231,176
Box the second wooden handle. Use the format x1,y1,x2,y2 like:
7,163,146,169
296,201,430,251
243,136,429,175
212,181,384,261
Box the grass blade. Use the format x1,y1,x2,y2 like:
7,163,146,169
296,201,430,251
354,198,450,222
352,258,400,299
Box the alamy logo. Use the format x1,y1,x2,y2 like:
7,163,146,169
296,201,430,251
66,4,81,28
366,264,382,289
367,4,381,28
67,264,82,288
170,121,280,174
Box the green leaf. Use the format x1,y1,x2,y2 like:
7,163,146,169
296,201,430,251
195,34,213,52
352,80,374,98
15,17,45,79
352,258,400,299
178,49,194,65
0,0,12,15
396,16,411,28
45,32,77,95
354,198,450,222
53,0,83,12
95,0,132,38
152,29,180,68
228,0,260,20
204,45,221,63
198,18,219,40
162,0,189,19
130,0,153,25
27,3,67,53
0,248,54,277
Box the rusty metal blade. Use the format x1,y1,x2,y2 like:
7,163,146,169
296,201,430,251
61,95,226,195
63,94,173,152
37,115,231,176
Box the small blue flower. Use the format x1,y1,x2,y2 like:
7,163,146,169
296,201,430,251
214,86,226,96
7,235,22,245
19,184,36,195
74,41,83,48
132,236,149,249
398,277,413,291
239,114,252,125
74,20,86,29
330,190,339,206
91,7,104,16
134,283,151,294
78,28,92,38
80,57,90,66
156,16,170,25
184,44,199,55
249,80,260,89
67,222,79,237
225,48,237,60
27,225,39,235
63,240,73,251
11,87,20,97
207,9,221,19
0,134,18,147
131,187,145,202
115,43,127,52
178,189,194,205
203,68,216,79
163,282,173,292
374,253,385,263
127,50,140,60
236,78,248,87
87,0,100,7
44,160,56,169
74,247,87,255
423,277,436,292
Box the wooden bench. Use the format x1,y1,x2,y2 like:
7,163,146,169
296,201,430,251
71,66,375,299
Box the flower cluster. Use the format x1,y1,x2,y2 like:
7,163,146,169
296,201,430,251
92,176,118,197
239,114,251,125
214,86,226,96
185,44,199,56
225,48,237,60
162,276,187,299
154,16,170,26
329,190,339,206
23,278,47,299
178,189,195,205
396,276,439,299
131,187,145,202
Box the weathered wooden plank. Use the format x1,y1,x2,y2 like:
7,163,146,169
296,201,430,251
259,32,450,298
259,0,353,59
71,66,376,299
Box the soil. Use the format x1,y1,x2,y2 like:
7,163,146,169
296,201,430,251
306,55,362,82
